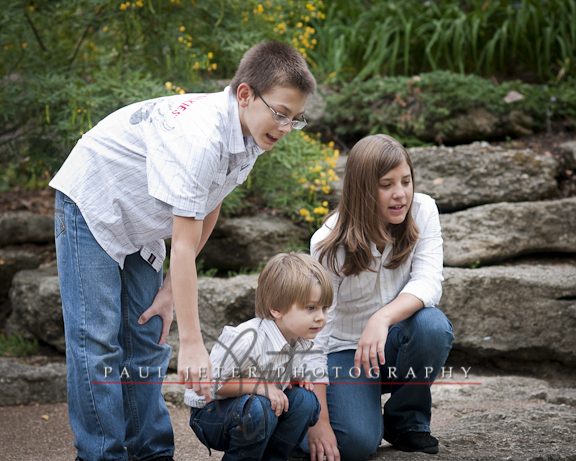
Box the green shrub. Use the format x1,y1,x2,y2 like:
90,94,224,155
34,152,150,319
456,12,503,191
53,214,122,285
0,334,39,358
308,0,576,83
324,71,576,146
222,131,339,229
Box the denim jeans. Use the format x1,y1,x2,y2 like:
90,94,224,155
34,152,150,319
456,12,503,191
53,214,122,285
55,190,174,461
191,386,321,461
302,307,454,461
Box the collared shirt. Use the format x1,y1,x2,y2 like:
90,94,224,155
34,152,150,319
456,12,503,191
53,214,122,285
49,87,264,272
302,193,444,383
184,318,314,408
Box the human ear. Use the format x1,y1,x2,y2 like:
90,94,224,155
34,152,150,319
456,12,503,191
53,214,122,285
270,309,283,320
237,83,253,108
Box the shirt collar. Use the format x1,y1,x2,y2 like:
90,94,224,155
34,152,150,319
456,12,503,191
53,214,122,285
225,86,264,157
259,318,314,353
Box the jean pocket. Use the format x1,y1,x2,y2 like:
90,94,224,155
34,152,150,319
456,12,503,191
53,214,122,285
190,412,212,456
54,209,65,239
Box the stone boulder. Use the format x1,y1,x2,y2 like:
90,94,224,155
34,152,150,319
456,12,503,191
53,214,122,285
0,249,42,318
5,265,64,353
409,142,559,212
200,215,311,271
166,274,259,370
441,198,576,267
0,357,67,406
0,213,54,246
440,264,576,367
558,140,576,170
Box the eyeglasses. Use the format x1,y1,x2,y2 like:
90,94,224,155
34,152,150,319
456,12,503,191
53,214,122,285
253,88,307,130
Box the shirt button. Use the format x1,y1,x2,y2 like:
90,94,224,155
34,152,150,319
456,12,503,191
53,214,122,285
383,284,388,289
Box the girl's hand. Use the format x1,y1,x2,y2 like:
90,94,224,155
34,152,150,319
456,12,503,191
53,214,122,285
307,419,341,461
138,285,173,346
354,310,390,378
257,384,289,416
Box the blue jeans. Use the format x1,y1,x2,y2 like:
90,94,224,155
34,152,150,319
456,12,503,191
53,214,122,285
302,307,454,461
55,190,174,461
191,387,321,461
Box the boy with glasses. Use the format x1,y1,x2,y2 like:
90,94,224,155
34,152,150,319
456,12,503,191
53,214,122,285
50,41,316,461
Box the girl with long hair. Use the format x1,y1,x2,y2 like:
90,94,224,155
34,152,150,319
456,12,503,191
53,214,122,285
302,134,454,460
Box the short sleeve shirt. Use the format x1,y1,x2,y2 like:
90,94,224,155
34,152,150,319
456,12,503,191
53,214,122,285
50,87,264,271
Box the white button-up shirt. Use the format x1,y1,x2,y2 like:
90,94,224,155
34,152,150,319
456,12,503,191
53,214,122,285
185,318,314,408
50,87,264,272
303,193,444,383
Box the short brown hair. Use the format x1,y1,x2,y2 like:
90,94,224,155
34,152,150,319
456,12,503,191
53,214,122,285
255,252,333,320
230,41,316,96
316,134,420,276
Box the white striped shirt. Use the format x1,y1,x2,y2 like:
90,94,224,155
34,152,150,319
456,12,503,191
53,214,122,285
49,87,264,272
184,318,315,408
303,193,444,383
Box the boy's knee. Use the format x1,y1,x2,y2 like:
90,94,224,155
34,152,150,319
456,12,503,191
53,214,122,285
286,387,321,421
230,395,277,446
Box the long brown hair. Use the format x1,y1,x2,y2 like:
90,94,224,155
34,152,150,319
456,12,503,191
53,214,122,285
316,134,419,277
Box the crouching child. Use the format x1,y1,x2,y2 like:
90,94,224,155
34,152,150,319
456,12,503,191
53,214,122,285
185,252,334,460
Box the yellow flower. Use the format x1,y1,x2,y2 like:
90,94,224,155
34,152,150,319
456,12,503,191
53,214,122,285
305,216,315,223
306,3,316,10
193,62,200,69
120,3,127,10
178,37,183,42
103,26,109,32
136,0,144,6
322,186,331,194
297,178,307,183
211,63,217,70
21,42,28,48
299,208,310,217
208,52,213,59
313,207,328,215
322,201,329,207
310,185,316,192
296,22,303,28
165,82,173,90
180,26,186,32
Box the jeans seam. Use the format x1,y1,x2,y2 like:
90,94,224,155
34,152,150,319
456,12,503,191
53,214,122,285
71,203,107,459
121,268,141,452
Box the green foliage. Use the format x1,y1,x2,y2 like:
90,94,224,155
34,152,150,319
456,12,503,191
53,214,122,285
0,334,39,357
221,131,339,229
324,71,576,146
308,0,576,83
0,0,324,187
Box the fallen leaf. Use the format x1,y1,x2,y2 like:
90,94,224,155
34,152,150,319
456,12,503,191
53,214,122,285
433,178,444,185
41,415,49,421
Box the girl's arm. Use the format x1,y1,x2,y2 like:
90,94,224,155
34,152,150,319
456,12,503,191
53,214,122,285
356,198,443,376
307,384,340,461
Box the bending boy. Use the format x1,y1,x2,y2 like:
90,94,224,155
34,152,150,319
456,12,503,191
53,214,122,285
50,42,316,461
186,253,333,460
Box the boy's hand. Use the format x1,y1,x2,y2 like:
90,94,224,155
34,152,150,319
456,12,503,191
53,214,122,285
139,284,174,346
179,342,212,402
289,376,315,392
256,383,289,417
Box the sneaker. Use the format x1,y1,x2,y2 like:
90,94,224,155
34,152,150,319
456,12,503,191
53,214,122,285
390,432,439,454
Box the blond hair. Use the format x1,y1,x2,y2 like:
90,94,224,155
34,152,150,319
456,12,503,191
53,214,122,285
316,134,419,277
230,41,316,97
255,252,333,320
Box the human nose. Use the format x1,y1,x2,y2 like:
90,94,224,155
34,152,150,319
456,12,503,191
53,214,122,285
278,122,293,135
392,183,406,199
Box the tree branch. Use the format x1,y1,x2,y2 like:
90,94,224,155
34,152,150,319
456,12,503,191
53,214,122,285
23,3,50,55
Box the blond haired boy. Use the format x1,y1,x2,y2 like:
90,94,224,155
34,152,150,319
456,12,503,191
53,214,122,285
186,253,333,461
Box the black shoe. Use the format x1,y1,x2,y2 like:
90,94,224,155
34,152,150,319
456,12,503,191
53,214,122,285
152,457,174,461
390,432,439,454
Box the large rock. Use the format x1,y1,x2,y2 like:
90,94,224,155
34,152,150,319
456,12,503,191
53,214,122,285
5,265,64,352
409,142,559,212
0,213,54,246
558,140,576,170
0,249,42,318
200,215,311,271
166,274,258,370
440,264,576,367
441,198,576,267
0,357,67,406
